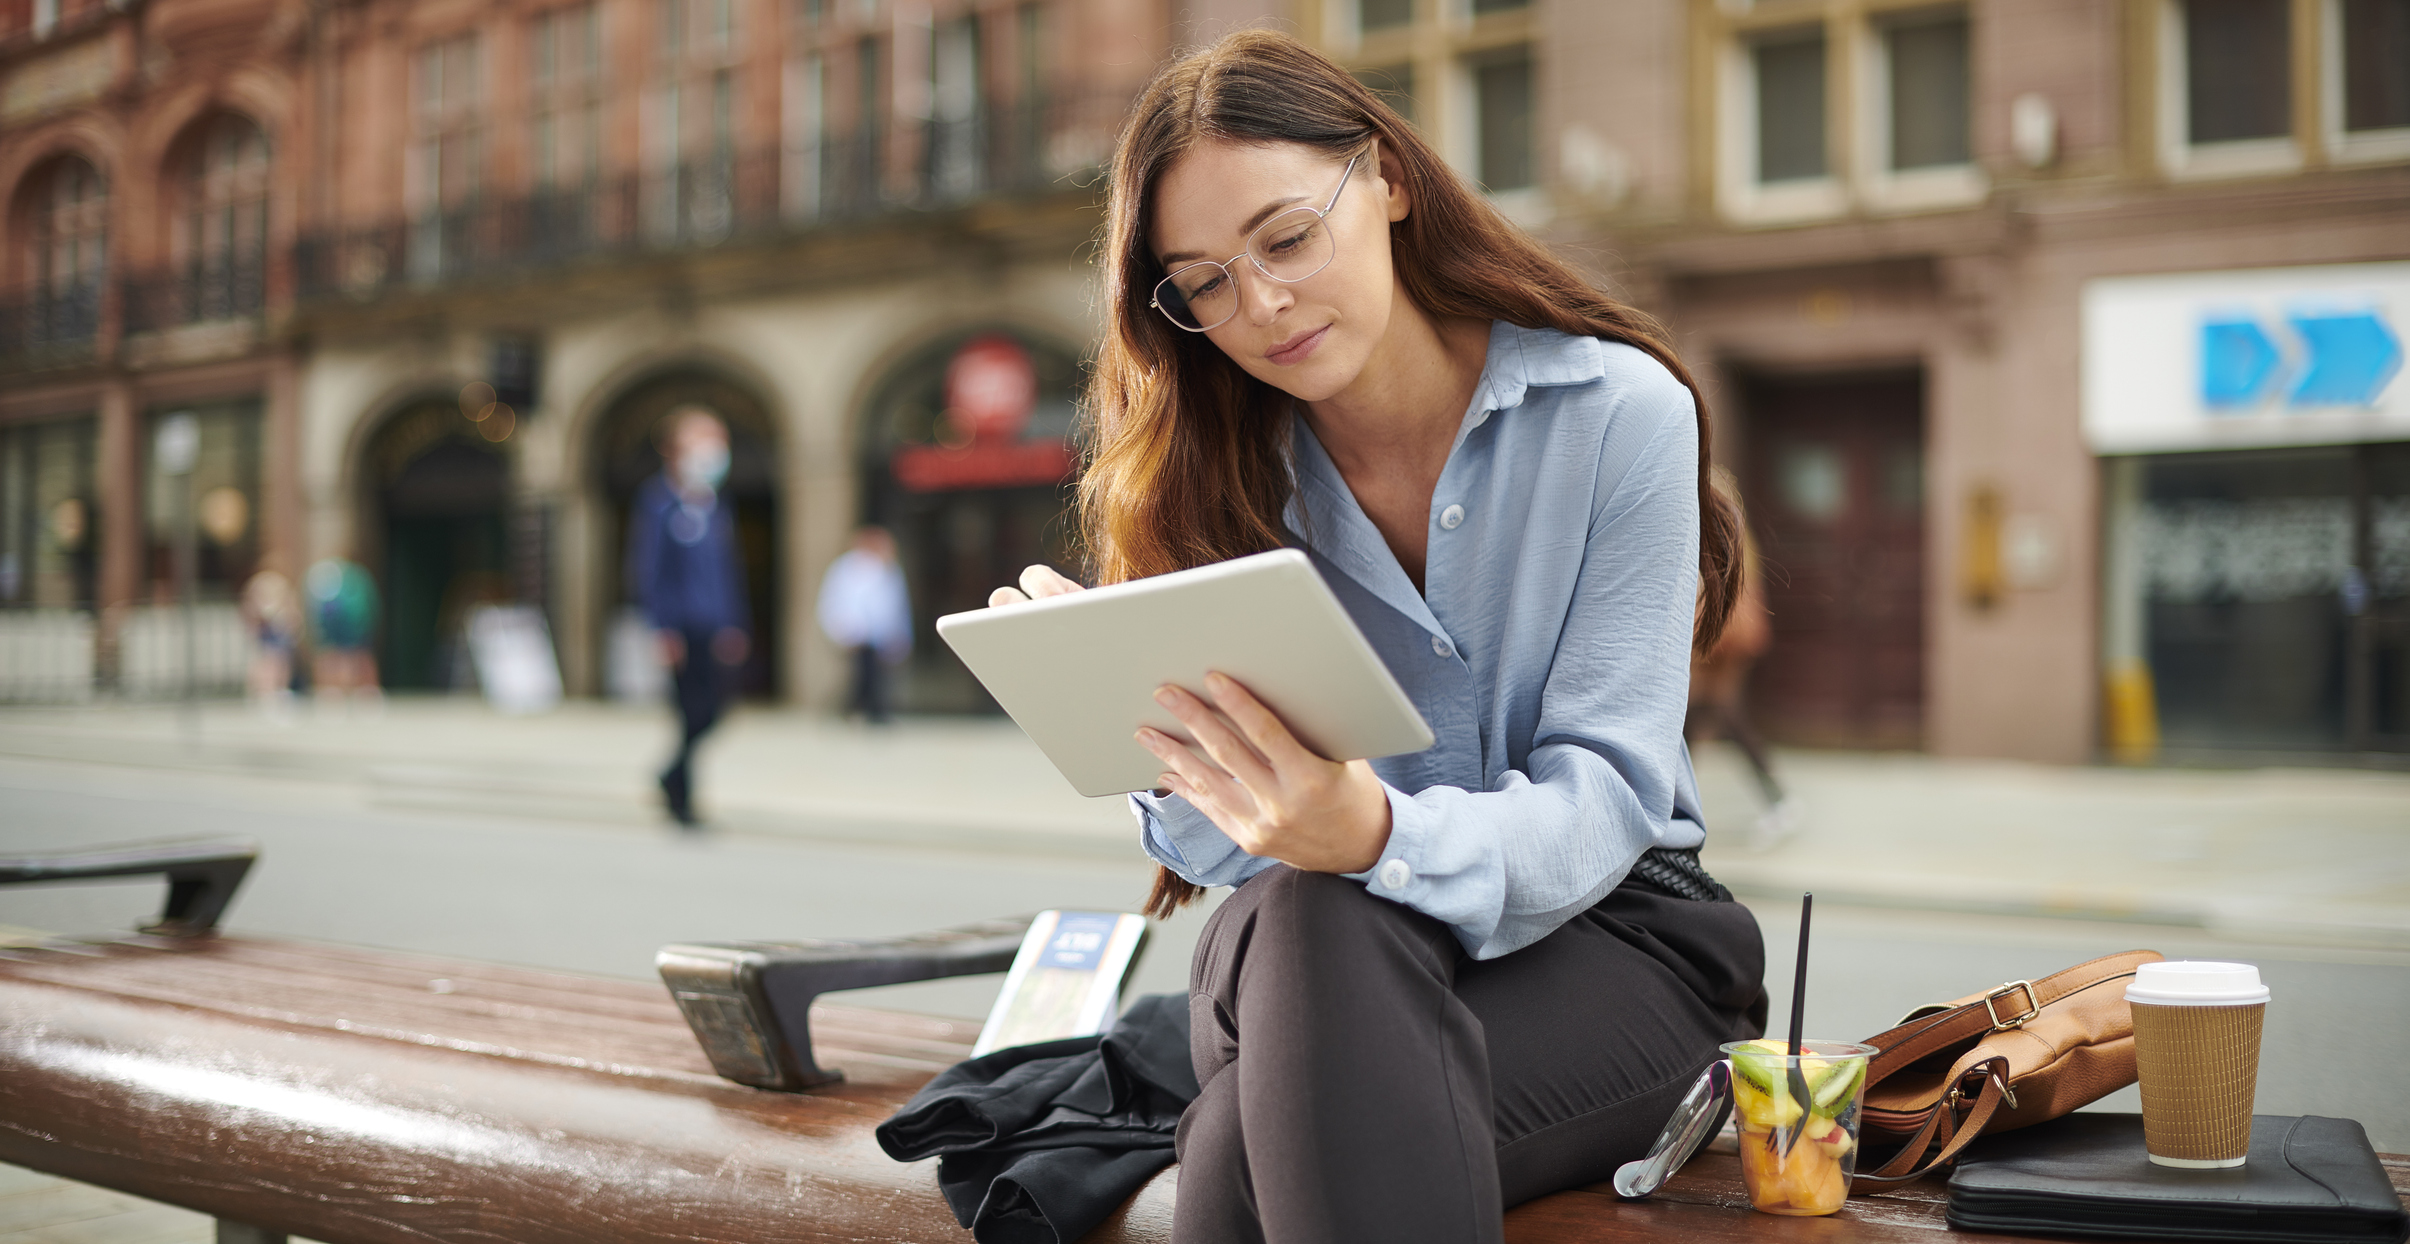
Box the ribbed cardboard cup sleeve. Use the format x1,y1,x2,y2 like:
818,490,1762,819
2129,1001,2264,1166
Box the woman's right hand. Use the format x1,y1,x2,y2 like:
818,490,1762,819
988,564,1085,607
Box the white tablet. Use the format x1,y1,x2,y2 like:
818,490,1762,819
936,549,1436,797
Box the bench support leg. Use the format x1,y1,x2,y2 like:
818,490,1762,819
217,1221,288,1244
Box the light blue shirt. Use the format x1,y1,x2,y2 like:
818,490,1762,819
1132,321,1708,961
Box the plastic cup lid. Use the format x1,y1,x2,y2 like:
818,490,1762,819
2126,960,2270,1006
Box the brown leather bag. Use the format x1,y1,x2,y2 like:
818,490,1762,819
1852,949,2164,1186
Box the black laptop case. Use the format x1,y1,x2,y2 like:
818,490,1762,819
1947,1113,2407,1244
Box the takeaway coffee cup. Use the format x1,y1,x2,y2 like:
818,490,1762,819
2125,961,2269,1168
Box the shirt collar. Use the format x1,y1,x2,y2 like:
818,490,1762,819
1461,320,1607,442
1282,321,1604,633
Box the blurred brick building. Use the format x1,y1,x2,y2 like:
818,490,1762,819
0,0,1161,709
6,0,2408,764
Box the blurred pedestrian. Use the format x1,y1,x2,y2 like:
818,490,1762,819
305,556,382,715
627,406,749,827
816,525,911,724
1685,467,1793,847
241,569,301,720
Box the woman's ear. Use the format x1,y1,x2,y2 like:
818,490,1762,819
1376,139,1412,224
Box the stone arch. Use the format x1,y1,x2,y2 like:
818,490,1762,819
581,360,787,701
0,119,118,219
853,323,1086,713
349,383,519,690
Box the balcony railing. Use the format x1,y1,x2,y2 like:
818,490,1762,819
121,258,267,335
298,99,1113,306
0,282,101,369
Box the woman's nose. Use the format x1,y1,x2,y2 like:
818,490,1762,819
1238,263,1293,325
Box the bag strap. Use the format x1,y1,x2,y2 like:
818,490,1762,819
1853,1056,2012,1184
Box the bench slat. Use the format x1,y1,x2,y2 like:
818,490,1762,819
5,936,2398,1244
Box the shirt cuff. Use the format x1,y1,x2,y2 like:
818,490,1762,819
1344,783,1431,902
1130,793,1192,869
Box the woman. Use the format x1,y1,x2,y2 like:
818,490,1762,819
990,31,1767,1243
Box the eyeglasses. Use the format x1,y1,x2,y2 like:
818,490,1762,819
1150,152,1363,333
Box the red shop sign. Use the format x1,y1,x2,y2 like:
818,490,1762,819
893,335,1073,492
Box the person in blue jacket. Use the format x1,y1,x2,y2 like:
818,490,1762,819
626,406,749,827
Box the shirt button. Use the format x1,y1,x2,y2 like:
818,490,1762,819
1439,504,1465,531
1430,635,1451,658
1379,859,1412,890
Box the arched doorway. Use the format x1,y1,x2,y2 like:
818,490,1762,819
860,328,1081,713
362,396,513,690
592,370,781,697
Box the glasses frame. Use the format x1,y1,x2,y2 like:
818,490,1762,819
1150,150,1365,333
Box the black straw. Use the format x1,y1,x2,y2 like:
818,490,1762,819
1780,893,1814,1154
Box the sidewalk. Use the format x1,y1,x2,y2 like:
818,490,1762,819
2,697,2404,947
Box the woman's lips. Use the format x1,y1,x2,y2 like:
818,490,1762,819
1265,324,1329,367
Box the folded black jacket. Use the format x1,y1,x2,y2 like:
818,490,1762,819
876,993,1198,1244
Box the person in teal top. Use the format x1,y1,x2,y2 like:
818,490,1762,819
305,556,381,710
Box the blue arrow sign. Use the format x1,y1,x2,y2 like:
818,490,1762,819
2201,317,2281,408
2287,310,2401,406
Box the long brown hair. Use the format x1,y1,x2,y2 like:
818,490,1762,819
1081,30,1742,918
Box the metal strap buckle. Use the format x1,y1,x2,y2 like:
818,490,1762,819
1983,980,2041,1031
1947,1068,2020,1112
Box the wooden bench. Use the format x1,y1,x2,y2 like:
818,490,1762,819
5,843,2405,1243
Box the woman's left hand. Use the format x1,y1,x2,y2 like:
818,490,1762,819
1138,671,1392,874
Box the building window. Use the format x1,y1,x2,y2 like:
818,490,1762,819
182,115,269,321
1471,50,1534,191
0,416,99,610
649,0,743,241
1010,1,1046,176
2339,0,2410,134
1884,14,1970,170
2103,444,2410,753
927,13,984,199
1359,0,1411,34
2184,0,2292,144
415,35,483,212
1754,31,1827,183
856,34,883,181
1322,0,1530,204
531,4,602,193
1354,62,1415,125
407,34,481,280
144,401,261,602
14,157,107,349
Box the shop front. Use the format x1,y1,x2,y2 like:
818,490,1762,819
2086,263,2409,760
859,330,1080,714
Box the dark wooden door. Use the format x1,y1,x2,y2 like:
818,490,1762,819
1742,374,1926,748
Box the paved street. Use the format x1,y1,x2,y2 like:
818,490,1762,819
0,697,2406,1244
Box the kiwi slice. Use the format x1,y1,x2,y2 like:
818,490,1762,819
1811,1058,1865,1116
1729,1040,1787,1095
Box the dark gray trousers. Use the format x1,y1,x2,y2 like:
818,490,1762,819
1174,865,1767,1244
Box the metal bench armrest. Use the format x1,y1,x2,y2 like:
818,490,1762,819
0,837,259,936
658,916,1032,1090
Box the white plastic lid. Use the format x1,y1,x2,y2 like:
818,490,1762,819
2126,960,2270,1006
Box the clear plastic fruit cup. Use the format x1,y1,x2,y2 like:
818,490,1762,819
1720,1039,1878,1216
